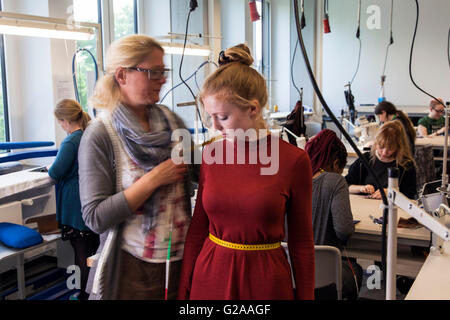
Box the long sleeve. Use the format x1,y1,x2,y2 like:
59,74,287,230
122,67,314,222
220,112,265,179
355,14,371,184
287,153,315,300
345,152,372,187
78,121,133,234
330,176,354,244
48,139,77,181
400,165,417,199
178,166,209,300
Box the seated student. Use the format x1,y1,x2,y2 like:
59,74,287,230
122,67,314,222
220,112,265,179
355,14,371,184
417,98,446,137
346,121,417,199
305,129,363,300
374,101,416,155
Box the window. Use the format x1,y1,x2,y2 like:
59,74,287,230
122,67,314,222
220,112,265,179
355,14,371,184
253,1,263,73
0,2,9,142
112,0,138,40
73,0,101,111
253,0,270,79
72,0,138,110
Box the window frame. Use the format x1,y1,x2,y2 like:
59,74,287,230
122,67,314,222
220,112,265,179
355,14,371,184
261,0,271,80
100,0,138,52
0,2,10,142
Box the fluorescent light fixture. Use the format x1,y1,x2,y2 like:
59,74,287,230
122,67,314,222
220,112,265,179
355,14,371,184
0,12,95,41
159,41,211,57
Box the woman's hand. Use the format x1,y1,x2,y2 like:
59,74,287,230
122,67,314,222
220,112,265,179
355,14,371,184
124,159,187,211
149,159,187,188
360,184,375,195
369,188,387,199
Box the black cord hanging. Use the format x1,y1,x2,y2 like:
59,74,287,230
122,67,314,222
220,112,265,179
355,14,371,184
379,0,394,103
178,3,206,136
350,0,362,86
293,0,390,291
345,0,362,124
72,48,99,116
409,0,446,109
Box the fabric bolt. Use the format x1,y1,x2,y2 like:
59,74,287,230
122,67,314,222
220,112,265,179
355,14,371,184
178,137,315,300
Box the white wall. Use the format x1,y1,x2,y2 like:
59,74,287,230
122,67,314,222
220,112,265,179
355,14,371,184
220,0,248,49
322,0,450,116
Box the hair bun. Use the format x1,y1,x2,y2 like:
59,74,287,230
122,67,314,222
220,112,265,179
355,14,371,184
218,43,254,67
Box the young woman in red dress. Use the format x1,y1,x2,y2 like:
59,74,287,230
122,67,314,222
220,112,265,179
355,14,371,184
178,44,315,300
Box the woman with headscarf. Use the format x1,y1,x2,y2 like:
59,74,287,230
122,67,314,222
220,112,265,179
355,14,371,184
305,129,362,300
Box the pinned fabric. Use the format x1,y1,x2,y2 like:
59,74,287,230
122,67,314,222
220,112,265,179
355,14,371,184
0,222,43,249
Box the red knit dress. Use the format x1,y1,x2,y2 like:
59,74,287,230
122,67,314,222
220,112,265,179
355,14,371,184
178,136,315,300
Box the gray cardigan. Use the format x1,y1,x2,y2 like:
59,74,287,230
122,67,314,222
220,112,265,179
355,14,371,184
78,119,132,299
78,111,197,299
312,172,355,249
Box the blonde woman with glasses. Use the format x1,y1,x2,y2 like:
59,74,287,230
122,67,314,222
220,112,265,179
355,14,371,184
78,35,195,300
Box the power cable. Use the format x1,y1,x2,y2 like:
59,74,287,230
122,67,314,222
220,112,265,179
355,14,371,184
178,3,206,136
350,0,362,86
293,0,389,291
409,0,446,109
161,60,217,103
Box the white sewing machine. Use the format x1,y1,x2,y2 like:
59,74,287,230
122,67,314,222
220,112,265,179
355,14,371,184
343,116,379,148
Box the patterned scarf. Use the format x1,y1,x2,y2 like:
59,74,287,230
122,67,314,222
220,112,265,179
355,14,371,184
112,103,172,170
111,103,185,233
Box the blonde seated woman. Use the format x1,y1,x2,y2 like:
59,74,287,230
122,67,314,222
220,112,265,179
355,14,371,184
345,121,417,200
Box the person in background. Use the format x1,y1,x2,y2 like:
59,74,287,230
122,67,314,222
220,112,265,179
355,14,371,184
417,98,446,137
48,99,99,300
305,129,362,300
374,101,416,155
346,121,417,199
178,44,315,300
78,35,194,300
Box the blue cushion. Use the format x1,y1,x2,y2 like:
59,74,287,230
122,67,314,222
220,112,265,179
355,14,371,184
0,223,43,249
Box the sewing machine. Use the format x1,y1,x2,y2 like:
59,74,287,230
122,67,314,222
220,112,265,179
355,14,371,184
342,115,379,148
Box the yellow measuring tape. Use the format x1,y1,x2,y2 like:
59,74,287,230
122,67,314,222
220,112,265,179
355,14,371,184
209,233,281,251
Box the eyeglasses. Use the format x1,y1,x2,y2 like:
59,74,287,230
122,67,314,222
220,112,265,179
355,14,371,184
127,67,171,80
433,108,445,114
